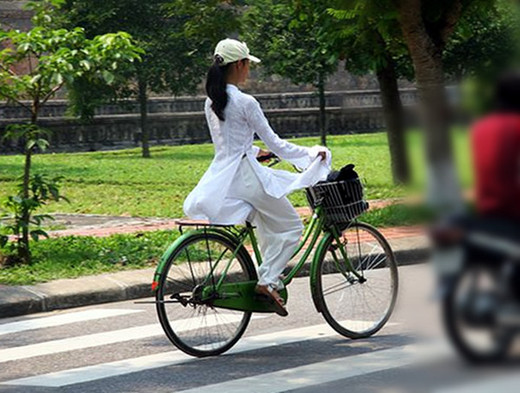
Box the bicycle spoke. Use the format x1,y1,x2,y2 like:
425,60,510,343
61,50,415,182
165,276,192,292
184,248,196,286
322,280,355,296
363,253,387,271
317,223,398,338
156,232,254,357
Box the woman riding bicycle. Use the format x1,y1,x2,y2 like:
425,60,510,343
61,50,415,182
184,38,331,316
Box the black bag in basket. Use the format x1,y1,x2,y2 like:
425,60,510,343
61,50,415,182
306,164,368,223
326,163,358,183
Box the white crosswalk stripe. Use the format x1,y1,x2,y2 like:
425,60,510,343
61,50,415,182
0,313,271,363
0,309,143,336
436,374,520,393
176,343,450,393
1,322,343,387
0,303,456,393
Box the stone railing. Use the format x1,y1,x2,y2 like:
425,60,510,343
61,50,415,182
0,89,418,120
0,89,418,153
0,0,32,31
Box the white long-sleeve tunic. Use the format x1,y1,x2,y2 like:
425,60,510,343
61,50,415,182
183,84,331,225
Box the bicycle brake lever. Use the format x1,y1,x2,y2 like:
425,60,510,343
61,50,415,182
267,158,282,167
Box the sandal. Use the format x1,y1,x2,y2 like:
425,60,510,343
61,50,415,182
255,284,289,317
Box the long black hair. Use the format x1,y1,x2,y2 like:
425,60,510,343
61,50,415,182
205,55,231,121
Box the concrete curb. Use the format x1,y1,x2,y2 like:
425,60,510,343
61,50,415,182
0,236,429,319
0,269,156,319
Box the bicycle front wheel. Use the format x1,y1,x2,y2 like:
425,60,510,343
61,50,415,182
313,222,398,339
156,231,256,357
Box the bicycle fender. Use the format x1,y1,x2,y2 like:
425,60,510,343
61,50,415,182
152,231,193,291
151,228,241,291
309,232,333,313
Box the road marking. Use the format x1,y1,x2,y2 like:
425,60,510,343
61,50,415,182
1,322,346,387
436,374,520,393
176,343,450,393
0,309,143,336
0,313,251,363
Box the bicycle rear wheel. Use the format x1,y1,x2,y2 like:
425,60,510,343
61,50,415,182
156,231,256,357
313,222,398,338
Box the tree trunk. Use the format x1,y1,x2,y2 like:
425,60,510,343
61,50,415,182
317,71,327,147
138,77,150,158
376,59,410,185
398,1,462,209
19,144,32,264
18,107,38,264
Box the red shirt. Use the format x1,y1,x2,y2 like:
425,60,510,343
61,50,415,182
472,113,520,220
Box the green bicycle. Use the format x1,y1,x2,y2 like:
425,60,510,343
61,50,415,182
152,166,398,357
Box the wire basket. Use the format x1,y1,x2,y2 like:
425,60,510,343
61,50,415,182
306,178,369,224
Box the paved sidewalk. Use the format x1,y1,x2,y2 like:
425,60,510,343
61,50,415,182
0,200,429,319
43,199,397,238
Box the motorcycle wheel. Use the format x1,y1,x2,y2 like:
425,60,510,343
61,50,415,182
443,264,513,363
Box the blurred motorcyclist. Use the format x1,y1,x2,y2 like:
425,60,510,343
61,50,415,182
472,71,520,222
430,74,520,362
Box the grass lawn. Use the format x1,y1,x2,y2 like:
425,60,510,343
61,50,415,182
0,202,438,285
0,130,472,285
0,230,179,285
0,131,472,218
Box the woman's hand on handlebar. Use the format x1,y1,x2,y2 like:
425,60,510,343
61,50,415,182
257,150,326,166
256,149,277,163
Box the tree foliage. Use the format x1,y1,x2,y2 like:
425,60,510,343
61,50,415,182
0,0,142,265
327,0,505,206
327,0,412,184
64,0,239,95
243,0,339,145
443,1,519,114
62,0,240,156
0,1,142,117
444,0,519,78
244,0,338,87
327,1,412,79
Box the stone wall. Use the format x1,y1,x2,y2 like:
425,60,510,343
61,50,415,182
0,89,418,153
0,0,31,30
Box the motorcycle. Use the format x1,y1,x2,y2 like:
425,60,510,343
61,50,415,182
431,216,520,363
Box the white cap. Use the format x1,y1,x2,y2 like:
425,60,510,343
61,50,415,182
214,38,261,66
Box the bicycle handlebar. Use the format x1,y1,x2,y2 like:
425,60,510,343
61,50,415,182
256,152,283,168
256,152,278,163
256,152,305,172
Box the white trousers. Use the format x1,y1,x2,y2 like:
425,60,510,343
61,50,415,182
228,158,304,289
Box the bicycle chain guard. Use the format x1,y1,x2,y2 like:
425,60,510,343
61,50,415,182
202,280,289,313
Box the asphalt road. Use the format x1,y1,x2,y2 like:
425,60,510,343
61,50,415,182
1,264,518,393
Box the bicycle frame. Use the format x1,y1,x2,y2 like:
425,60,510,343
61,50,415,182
215,208,327,288
249,207,363,286
152,206,363,313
